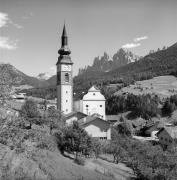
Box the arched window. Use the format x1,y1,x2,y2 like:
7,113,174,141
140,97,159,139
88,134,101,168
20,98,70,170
65,73,69,82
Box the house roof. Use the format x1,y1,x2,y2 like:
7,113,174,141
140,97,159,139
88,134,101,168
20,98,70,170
131,117,146,127
106,115,121,122
79,115,110,127
63,111,87,121
157,126,177,139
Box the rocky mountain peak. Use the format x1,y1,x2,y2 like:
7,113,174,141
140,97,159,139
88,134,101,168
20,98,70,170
78,48,139,75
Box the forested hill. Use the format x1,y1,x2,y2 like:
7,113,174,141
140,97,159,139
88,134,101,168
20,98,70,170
73,42,177,94
0,63,49,88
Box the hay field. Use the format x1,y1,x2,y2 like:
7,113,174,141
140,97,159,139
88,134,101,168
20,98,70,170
115,76,177,98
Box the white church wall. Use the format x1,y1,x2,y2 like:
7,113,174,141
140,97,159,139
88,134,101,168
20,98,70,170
82,100,105,119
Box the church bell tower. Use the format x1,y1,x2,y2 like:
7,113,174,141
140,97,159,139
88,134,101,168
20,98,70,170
56,24,73,114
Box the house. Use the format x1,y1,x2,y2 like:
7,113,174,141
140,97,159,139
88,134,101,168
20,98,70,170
130,117,146,133
78,115,111,140
157,126,177,149
142,118,172,138
106,115,122,124
143,122,159,138
63,111,88,125
11,93,26,102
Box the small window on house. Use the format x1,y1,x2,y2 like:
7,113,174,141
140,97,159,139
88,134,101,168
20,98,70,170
161,137,163,140
66,109,68,112
93,93,95,96
169,140,172,143
66,91,68,94
66,100,68,102
100,105,102,107
86,105,89,107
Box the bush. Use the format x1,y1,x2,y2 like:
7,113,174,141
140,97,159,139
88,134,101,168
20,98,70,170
74,157,85,166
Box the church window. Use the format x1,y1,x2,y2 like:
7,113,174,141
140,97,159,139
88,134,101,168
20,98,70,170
65,73,69,82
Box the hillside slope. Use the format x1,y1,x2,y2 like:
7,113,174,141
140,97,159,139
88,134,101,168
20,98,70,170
107,43,177,79
0,144,115,180
0,63,49,88
114,75,177,99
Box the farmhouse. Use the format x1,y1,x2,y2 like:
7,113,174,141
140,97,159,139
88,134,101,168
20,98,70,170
63,111,87,125
79,115,111,140
157,126,177,149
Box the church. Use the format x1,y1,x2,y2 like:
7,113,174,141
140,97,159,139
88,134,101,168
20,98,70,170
56,24,111,140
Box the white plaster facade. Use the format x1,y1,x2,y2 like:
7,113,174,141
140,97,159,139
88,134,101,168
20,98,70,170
84,124,111,140
81,117,111,140
82,86,106,120
57,84,73,114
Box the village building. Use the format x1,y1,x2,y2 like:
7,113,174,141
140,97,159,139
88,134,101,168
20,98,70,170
157,126,177,149
11,93,26,102
79,115,111,140
63,111,87,125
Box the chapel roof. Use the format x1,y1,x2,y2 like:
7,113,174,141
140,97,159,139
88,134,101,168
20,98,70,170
82,86,105,101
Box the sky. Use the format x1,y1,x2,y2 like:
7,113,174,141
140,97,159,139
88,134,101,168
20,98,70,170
0,0,177,77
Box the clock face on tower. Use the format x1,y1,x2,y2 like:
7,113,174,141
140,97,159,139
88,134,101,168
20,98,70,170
62,64,71,71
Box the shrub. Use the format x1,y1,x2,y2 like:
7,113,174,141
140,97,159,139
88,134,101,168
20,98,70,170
74,157,85,166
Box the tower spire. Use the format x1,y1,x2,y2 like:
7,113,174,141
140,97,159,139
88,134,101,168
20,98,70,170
58,23,71,55
62,23,67,37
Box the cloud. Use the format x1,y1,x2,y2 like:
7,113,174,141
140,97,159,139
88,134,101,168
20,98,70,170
0,12,23,29
22,12,34,20
122,43,141,49
0,12,22,50
134,36,148,42
50,66,56,75
9,20,23,29
0,12,9,28
0,36,17,50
